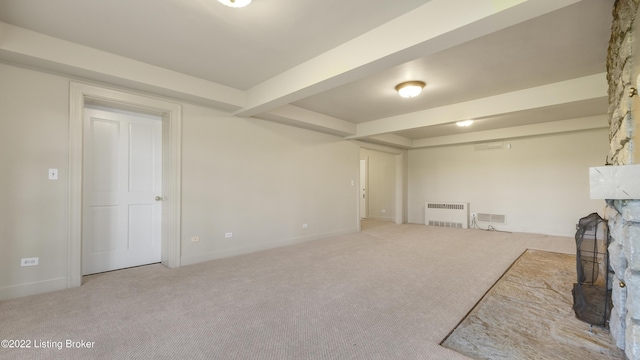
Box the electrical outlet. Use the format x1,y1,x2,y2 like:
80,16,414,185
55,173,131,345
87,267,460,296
302,223,308,229
471,213,477,220
225,232,233,238
381,209,386,213
20,257,39,267
48,168,58,180
190,236,200,242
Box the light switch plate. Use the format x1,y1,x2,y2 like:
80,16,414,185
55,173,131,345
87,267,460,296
48,169,58,180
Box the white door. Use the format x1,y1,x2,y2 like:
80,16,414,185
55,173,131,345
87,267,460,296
82,107,162,275
359,159,368,219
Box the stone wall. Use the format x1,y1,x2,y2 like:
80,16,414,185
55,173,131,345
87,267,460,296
607,0,637,166
606,1,640,359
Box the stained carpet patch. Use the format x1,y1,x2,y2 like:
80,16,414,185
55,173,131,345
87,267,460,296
441,249,624,360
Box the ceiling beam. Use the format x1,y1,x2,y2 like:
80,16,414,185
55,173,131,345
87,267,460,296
256,105,356,137
0,22,245,111
353,141,407,156
411,115,609,148
349,73,607,139
234,0,584,117
362,134,413,149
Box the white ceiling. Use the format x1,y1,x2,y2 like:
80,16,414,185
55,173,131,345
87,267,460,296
0,0,614,148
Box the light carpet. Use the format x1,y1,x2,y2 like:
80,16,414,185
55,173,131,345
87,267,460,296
1,221,584,359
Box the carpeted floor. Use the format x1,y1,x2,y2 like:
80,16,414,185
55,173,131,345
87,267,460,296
0,221,601,359
442,249,624,360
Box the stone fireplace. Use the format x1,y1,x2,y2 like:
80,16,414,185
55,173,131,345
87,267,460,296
596,1,640,358
591,166,640,356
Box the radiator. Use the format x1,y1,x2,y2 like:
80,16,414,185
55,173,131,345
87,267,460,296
425,202,469,229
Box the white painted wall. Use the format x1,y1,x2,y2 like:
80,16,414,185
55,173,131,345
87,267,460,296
408,130,609,236
0,63,70,299
0,62,360,300
360,148,397,222
180,105,359,265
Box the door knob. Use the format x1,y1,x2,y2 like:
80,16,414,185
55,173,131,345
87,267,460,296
155,196,163,201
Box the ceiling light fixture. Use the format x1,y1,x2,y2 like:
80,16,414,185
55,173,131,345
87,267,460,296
395,81,426,98
218,0,252,8
456,120,474,127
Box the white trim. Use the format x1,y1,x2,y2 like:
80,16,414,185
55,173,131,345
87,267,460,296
0,277,68,301
180,228,357,266
367,216,397,222
68,82,182,288
395,151,407,224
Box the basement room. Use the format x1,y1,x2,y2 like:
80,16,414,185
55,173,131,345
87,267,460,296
1,0,638,359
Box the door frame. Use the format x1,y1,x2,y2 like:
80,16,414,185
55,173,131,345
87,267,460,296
359,158,368,219
356,141,407,228
69,82,182,288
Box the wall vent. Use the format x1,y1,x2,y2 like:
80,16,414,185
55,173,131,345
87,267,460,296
477,213,506,224
427,220,464,228
425,202,469,229
474,141,503,151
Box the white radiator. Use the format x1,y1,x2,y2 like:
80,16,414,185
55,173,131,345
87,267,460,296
425,202,469,229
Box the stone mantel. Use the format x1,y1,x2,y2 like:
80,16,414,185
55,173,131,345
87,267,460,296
590,164,640,200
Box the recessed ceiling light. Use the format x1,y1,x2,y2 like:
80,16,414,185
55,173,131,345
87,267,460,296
456,120,474,127
218,0,252,8
395,81,426,98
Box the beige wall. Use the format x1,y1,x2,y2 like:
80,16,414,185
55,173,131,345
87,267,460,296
180,105,359,265
0,62,360,300
0,63,70,299
408,129,609,236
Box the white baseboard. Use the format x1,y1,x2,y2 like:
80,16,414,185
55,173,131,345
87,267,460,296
0,229,359,300
365,216,395,222
181,228,357,266
0,277,68,301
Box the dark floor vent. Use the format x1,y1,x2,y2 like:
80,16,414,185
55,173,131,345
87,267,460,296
572,213,612,327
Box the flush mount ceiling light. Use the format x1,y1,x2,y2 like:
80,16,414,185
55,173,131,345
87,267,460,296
218,0,252,8
395,81,426,98
456,119,474,127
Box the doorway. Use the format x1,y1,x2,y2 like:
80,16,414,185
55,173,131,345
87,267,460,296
359,158,368,219
68,82,182,287
358,144,407,226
